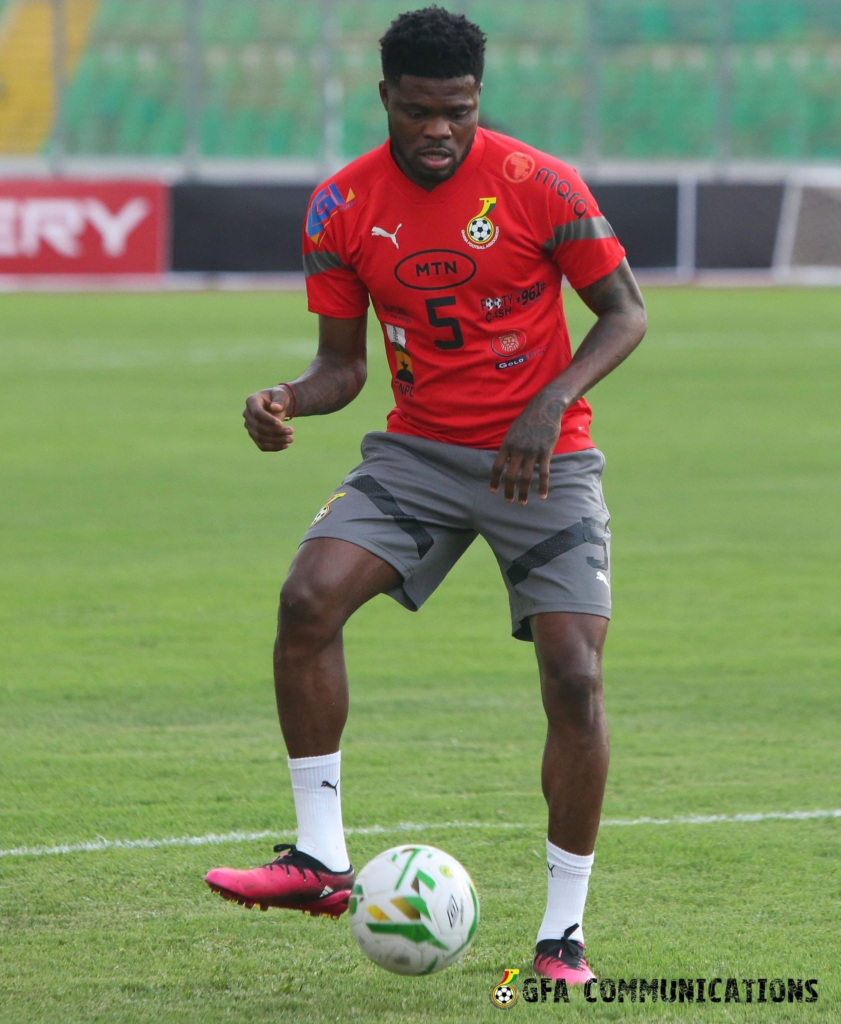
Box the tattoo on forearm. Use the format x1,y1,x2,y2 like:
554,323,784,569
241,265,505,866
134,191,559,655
287,356,366,416
509,389,566,452
560,309,644,403
554,262,647,407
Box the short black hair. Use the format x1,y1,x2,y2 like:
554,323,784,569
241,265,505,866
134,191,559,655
380,6,486,85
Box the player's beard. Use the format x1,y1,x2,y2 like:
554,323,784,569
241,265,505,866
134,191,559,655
388,121,475,187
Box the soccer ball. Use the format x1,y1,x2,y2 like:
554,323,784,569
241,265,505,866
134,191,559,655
349,844,479,976
467,216,494,243
495,985,515,1004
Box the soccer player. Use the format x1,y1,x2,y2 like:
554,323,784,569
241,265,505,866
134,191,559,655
206,6,647,984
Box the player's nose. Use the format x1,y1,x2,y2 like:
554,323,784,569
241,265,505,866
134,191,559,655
422,117,453,141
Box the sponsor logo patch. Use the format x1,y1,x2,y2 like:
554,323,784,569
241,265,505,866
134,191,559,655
383,322,414,394
534,168,589,219
480,281,546,322
495,345,547,371
394,249,476,290
383,322,406,347
306,183,356,243
502,151,536,183
371,222,402,248
491,330,527,357
382,302,411,323
481,293,514,321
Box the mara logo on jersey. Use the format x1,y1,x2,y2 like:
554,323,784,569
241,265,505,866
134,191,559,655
534,169,589,219
306,183,356,244
463,197,499,249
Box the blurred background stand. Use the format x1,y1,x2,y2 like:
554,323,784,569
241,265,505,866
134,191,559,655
0,0,839,284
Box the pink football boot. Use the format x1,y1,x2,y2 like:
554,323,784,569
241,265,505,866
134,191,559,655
205,844,354,919
534,924,596,984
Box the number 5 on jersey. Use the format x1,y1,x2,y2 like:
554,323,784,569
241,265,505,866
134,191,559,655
426,297,464,350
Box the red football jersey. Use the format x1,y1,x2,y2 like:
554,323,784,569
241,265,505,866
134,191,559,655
302,127,625,454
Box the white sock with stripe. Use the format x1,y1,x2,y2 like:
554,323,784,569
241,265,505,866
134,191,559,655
288,751,350,872
536,840,594,945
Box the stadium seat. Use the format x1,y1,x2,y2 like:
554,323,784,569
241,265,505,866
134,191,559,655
50,0,841,160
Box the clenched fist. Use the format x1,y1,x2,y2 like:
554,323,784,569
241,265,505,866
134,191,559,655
242,386,295,452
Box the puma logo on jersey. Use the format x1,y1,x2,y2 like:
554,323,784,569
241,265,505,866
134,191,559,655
371,223,402,248
596,570,610,588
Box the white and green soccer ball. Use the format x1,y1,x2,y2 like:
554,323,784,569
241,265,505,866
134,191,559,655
349,844,479,976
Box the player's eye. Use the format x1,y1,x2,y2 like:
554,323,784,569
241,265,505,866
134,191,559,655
450,109,469,119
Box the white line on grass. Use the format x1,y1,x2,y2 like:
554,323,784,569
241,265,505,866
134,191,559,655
659,331,840,350
1,339,316,371
1,809,839,860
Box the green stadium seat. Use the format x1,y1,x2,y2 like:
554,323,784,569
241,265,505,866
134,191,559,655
228,108,260,157
114,95,157,154
295,6,322,46
52,0,841,160
200,104,223,155
638,2,670,43
150,103,186,156
266,109,295,156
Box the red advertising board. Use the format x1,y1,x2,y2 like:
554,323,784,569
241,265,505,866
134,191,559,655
0,180,167,274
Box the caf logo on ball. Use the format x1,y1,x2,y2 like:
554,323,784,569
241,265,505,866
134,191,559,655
463,198,499,249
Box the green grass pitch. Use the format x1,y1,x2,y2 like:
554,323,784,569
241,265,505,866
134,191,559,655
1,287,839,1022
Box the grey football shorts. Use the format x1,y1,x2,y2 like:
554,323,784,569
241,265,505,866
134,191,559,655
301,431,611,642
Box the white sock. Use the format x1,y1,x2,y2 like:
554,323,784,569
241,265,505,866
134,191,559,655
288,751,350,872
536,840,594,945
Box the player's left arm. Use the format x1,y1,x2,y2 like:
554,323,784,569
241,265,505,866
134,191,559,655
490,258,646,504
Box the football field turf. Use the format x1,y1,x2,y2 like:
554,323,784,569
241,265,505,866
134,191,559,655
1,287,839,1022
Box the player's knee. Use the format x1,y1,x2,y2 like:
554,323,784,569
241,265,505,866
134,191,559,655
277,573,342,646
541,662,604,731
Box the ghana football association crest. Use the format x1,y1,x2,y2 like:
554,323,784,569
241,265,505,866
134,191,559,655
463,197,499,249
311,492,345,525
490,969,520,1008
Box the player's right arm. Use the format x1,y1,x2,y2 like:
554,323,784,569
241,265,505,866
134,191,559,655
242,312,368,452
243,175,371,452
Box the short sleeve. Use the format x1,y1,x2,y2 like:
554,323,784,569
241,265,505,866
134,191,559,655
302,184,369,318
541,167,625,291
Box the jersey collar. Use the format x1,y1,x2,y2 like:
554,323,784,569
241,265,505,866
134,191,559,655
381,127,487,204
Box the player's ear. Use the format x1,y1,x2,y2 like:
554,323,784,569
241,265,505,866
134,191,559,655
378,80,389,110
